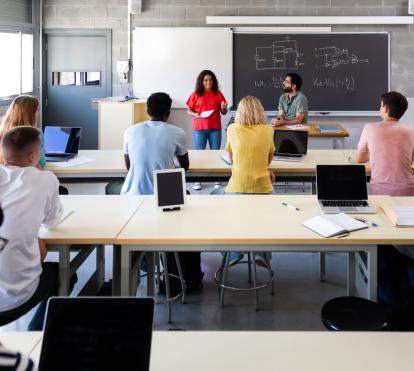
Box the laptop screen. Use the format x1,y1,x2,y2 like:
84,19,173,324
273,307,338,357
316,165,368,200
44,126,81,154
274,130,308,155
39,297,154,371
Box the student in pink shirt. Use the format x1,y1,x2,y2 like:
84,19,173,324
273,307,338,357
356,91,414,196
357,91,414,329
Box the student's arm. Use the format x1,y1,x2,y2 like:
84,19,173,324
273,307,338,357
356,124,370,164
177,153,189,171
124,154,130,170
356,150,369,164
42,175,64,230
39,238,47,263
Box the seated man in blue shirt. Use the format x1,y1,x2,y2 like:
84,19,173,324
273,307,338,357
121,92,189,195
271,72,308,127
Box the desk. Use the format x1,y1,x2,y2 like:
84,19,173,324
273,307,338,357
3,331,414,371
114,194,414,299
276,123,349,149
46,149,350,184
39,195,144,295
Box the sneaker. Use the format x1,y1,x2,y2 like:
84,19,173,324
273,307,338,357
254,254,270,269
214,182,221,189
193,182,202,190
228,252,243,266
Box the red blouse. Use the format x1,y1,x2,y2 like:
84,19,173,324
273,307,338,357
186,90,227,131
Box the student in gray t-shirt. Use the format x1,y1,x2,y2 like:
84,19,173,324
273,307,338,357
271,73,308,127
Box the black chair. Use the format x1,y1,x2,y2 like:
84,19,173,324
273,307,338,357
321,296,388,331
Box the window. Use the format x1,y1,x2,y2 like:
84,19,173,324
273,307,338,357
0,31,34,100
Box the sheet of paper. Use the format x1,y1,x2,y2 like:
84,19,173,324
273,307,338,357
285,124,307,130
53,156,95,168
41,209,74,231
200,109,215,118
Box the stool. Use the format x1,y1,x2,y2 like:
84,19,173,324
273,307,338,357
321,296,388,331
137,252,186,324
215,252,274,311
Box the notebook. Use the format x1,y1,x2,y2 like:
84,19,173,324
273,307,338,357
319,125,341,134
304,213,368,238
44,126,81,162
273,129,308,162
316,165,376,214
39,297,154,371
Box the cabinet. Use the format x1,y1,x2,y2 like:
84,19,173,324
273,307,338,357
98,99,148,149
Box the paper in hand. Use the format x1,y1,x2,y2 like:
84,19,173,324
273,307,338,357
200,110,215,118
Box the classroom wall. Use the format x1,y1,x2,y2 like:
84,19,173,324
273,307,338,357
42,0,414,149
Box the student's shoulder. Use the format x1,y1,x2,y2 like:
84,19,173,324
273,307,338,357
37,168,59,187
165,122,185,135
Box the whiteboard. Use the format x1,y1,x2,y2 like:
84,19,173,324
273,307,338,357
133,27,232,108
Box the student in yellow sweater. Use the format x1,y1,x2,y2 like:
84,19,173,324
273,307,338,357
225,96,275,266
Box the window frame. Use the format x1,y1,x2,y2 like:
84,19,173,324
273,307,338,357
0,0,40,106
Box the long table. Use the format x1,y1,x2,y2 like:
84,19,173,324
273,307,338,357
46,149,351,183
39,195,144,295
113,194,414,300
1,331,413,371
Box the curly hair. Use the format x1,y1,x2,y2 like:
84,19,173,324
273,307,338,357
195,70,219,95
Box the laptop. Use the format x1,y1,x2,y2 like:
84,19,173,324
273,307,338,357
273,129,308,162
44,126,81,162
316,165,376,214
39,297,154,371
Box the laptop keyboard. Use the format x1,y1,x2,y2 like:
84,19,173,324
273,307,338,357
322,200,369,207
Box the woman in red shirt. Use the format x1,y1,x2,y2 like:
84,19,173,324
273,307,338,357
187,70,228,190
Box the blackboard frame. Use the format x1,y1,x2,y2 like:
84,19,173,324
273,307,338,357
232,31,390,116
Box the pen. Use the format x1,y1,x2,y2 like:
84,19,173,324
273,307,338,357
282,202,300,211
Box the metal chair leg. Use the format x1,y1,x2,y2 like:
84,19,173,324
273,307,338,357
156,252,162,295
264,253,274,295
161,252,172,324
174,252,186,304
251,252,259,311
247,253,252,283
220,252,230,307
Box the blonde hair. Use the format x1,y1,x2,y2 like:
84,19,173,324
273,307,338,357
0,95,39,142
234,96,268,126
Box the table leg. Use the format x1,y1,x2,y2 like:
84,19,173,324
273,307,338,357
347,252,355,296
146,252,155,297
96,245,105,290
112,245,121,296
120,245,131,296
58,245,71,296
367,245,378,302
319,252,326,282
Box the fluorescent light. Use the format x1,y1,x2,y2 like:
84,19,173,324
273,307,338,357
206,16,414,25
232,27,332,33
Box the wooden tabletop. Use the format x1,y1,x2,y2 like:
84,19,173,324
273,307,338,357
115,194,414,246
39,195,144,244
275,123,349,138
4,331,414,371
48,149,350,176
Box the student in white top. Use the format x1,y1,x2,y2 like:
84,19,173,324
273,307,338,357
0,127,75,331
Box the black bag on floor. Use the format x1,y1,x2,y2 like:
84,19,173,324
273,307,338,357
161,252,204,296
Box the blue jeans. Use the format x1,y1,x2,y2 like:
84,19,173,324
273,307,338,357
193,129,222,150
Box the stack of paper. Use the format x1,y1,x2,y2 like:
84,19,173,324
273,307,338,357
381,204,414,227
304,213,368,238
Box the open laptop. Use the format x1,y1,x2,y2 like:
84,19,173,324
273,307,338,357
39,297,154,371
273,129,308,162
316,165,376,214
44,126,81,162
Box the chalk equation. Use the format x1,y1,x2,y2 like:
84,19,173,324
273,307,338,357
312,76,356,91
254,76,284,89
255,39,304,71
315,46,369,69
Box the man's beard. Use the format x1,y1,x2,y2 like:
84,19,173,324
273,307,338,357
282,86,292,93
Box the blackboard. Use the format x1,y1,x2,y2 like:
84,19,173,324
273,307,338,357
233,33,389,113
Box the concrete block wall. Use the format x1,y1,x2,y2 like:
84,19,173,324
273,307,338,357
42,0,414,148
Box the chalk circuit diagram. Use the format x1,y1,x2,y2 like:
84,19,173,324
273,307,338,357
315,46,369,69
255,40,304,70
